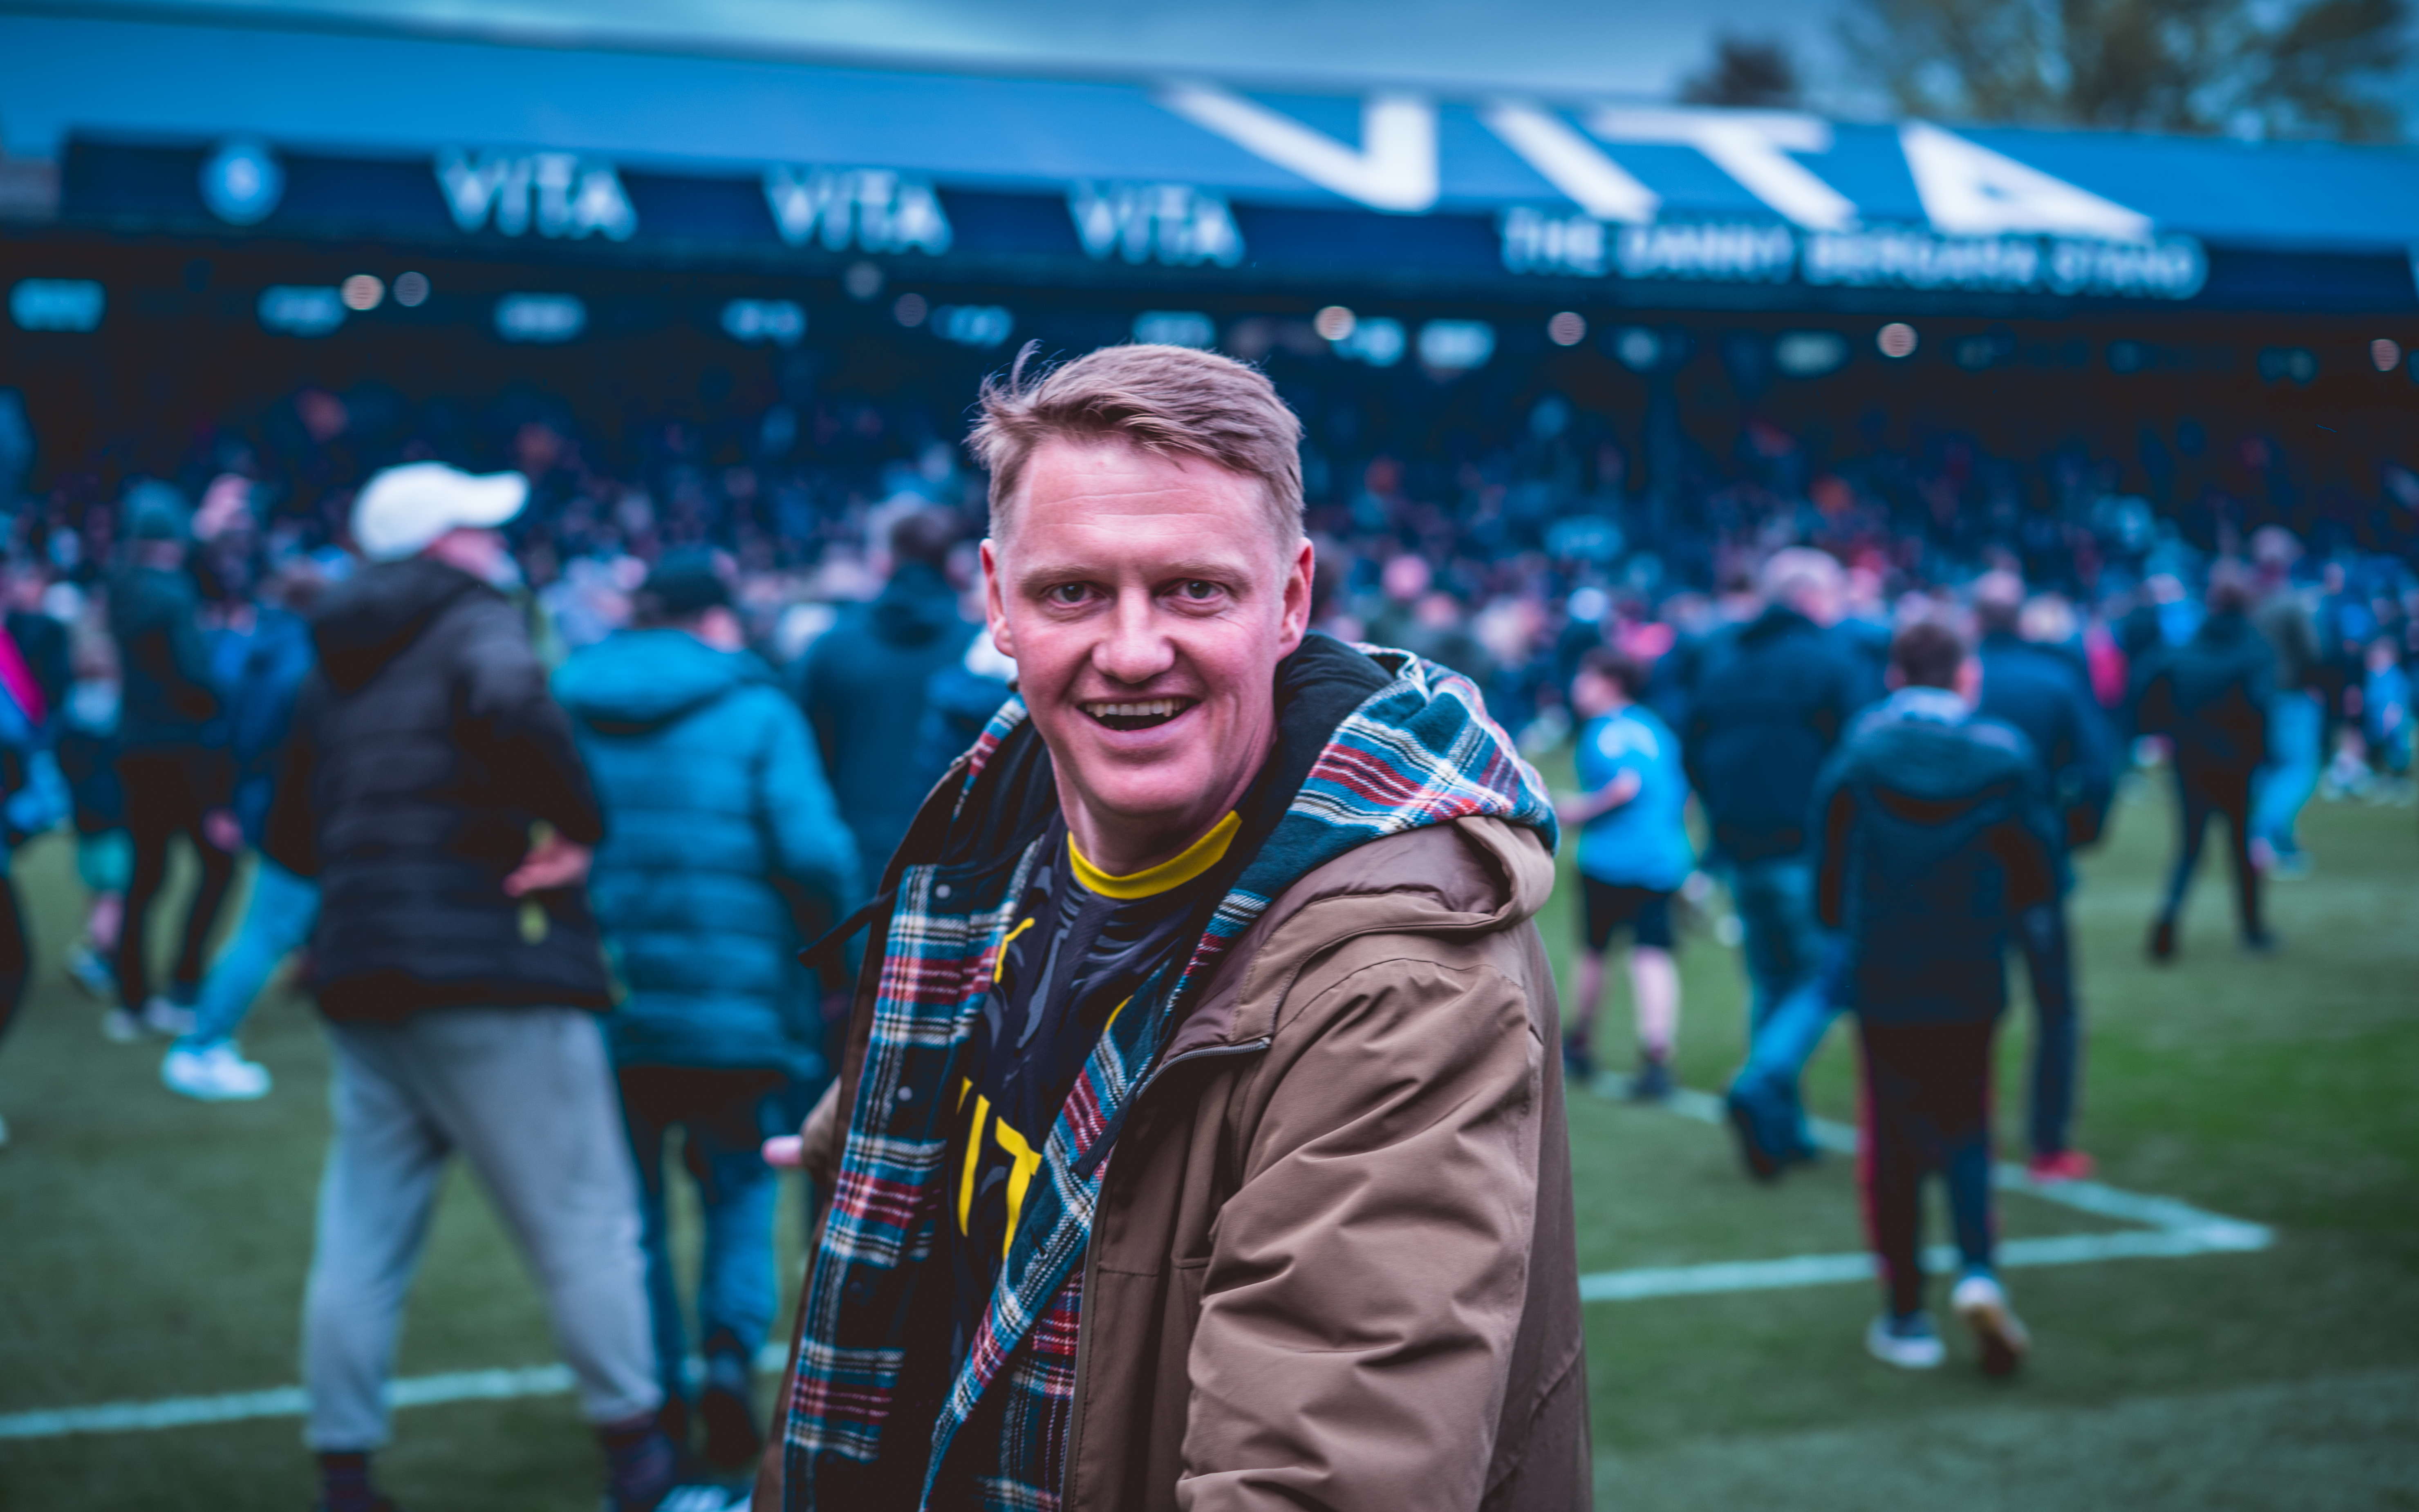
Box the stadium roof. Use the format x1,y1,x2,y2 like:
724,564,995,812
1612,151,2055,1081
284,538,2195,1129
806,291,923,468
4,13,2417,311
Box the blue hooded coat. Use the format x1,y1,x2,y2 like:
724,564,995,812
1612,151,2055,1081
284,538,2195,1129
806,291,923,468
555,629,862,1079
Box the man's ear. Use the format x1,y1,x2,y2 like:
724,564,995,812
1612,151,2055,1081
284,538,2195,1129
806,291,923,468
981,538,1016,661
1956,655,1984,704
1279,535,1315,653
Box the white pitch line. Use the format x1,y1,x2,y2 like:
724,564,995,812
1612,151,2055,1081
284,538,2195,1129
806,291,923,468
1578,1223,2268,1303
1655,1087,2275,1246
0,1351,786,1444
0,1093,2277,1445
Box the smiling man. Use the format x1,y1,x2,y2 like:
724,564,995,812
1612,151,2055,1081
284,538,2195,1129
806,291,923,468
760,345,1587,1512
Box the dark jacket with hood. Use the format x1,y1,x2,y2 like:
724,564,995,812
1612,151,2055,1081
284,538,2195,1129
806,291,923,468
2135,610,2274,780
1681,604,1869,864
1811,688,2059,1026
797,562,976,880
554,628,862,1080
264,555,611,1020
1978,629,2117,863
108,561,226,755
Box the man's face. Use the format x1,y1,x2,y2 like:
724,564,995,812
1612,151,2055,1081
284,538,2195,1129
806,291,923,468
984,438,1312,867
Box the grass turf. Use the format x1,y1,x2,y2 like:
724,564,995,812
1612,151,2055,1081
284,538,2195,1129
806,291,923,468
1,775,2415,1508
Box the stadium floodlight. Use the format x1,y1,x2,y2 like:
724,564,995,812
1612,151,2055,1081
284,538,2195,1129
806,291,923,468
1418,320,1496,372
2257,347,2317,385
1333,317,1406,367
1877,322,1918,359
340,275,384,312
722,299,806,347
1314,305,1357,342
894,293,929,328
1133,311,1216,349
494,293,586,344
932,305,1013,348
9,278,104,332
200,139,283,226
394,272,430,307
258,286,345,338
1774,331,1847,377
2374,339,2403,373
1548,311,1587,347
1613,327,1661,372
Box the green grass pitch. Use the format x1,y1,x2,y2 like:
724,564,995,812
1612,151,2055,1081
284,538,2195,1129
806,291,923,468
2,773,2415,1509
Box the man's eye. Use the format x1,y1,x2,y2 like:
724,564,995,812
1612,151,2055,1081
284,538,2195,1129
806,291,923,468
1047,583,1092,606
1176,580,1222,601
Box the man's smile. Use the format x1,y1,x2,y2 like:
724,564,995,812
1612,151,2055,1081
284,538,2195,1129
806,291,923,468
1080,696,1201,732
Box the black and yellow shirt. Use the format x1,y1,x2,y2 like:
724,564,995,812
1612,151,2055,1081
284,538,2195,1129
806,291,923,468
941,810,1240,1368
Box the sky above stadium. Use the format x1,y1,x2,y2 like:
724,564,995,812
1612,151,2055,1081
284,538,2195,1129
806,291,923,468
30,0,1851,102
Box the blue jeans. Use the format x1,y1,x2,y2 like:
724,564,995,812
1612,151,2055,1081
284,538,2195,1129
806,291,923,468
1726,858,1825,1033
1723,858,1836,1159
182,856,320,1049
616,1066,784,1401
2254,691,2321,859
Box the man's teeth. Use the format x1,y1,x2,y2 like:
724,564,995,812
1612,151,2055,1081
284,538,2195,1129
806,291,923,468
1086,699,1185,719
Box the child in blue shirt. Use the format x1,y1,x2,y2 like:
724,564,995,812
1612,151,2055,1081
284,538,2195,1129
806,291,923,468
1558,648,1694,1098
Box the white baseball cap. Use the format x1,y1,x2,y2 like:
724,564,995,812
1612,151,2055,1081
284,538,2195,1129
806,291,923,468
352,462,528,562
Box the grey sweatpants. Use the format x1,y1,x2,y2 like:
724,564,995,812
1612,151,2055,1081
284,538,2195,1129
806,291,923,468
302,1006,662,1449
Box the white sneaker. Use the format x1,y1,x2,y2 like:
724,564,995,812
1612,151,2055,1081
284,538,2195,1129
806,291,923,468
1951,1273,2031,1377
102,1006,143,1043
138,998,196,1037
161,1042,272,1102
1865,1312,1945,1370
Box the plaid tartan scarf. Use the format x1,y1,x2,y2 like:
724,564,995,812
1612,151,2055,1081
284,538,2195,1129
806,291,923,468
779,641,1556,1512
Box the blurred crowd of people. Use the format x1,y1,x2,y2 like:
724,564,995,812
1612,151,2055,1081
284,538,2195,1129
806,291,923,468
0,353,2413,1496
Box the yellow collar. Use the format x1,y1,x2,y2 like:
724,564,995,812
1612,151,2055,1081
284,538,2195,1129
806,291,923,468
1068,811,1242,900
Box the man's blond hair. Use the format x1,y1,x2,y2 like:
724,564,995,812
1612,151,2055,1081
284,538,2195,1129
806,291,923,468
967,343,1305,548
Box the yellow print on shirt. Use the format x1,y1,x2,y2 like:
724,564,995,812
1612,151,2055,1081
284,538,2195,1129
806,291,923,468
954,1077,1046,1257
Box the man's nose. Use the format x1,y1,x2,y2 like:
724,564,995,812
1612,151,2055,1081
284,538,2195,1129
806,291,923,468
1092,588,1178,685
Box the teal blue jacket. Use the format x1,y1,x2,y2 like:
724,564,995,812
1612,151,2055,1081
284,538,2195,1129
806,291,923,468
555,629,862,1079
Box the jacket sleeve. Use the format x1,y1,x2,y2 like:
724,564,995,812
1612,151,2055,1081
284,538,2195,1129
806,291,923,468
457,597,605,847
795,635,845,786
1990,758,2061,917
2063,675,2119,850
758,693,864,916
1807,750,1855,932
141,596,227,734
260,676,324,877
1178,951,1543,1512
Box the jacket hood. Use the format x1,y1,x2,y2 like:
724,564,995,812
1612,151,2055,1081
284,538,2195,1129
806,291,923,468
867,563,965,649
555,628,773,732
311,556,490,693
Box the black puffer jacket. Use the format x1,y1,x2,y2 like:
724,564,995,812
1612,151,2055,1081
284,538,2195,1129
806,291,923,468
2135,611,2274,777
265,557,611,1020
1680,606,1870,863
